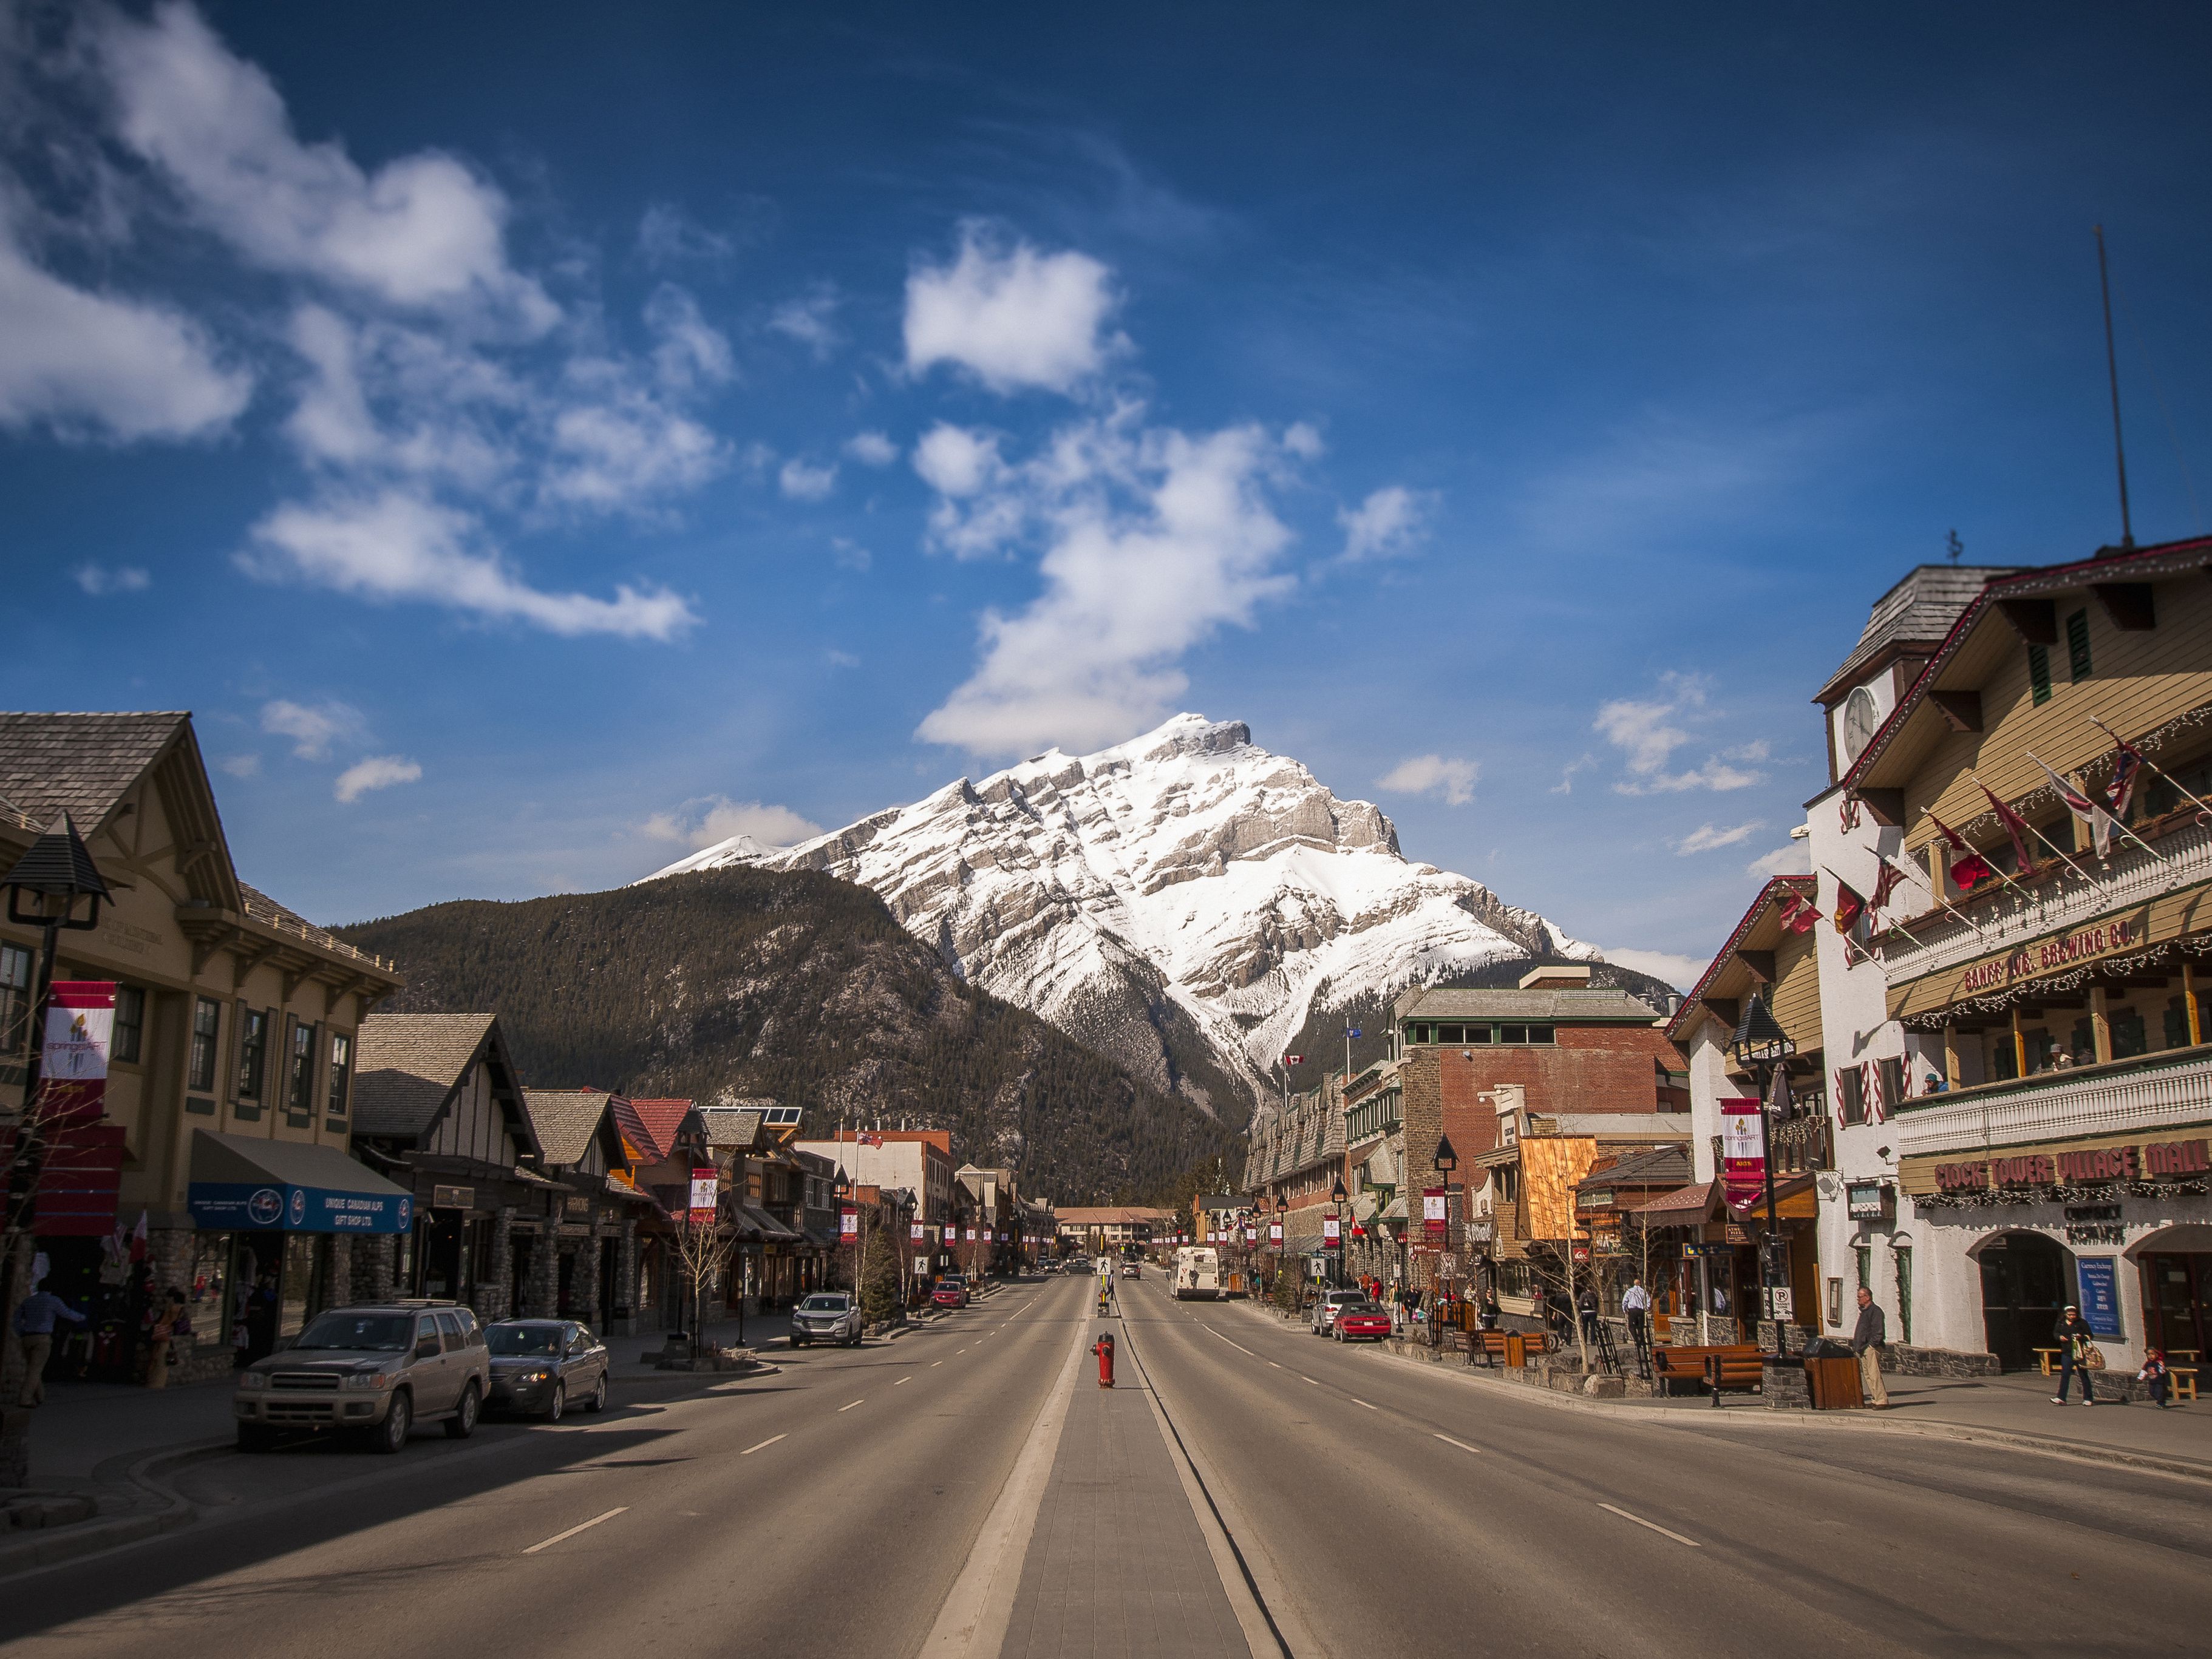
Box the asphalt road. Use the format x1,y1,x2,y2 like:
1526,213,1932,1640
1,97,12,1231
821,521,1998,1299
1118,1277,2212,1658
10,1271,2212,1658
3,1277,1086,1659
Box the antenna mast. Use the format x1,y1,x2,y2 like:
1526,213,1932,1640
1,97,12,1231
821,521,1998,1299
2095,225,2134,549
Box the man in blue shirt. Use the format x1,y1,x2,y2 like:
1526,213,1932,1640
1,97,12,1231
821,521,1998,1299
13,1289,87,1406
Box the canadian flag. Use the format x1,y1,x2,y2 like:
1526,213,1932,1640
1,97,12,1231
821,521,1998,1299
1283,1054,1304,1067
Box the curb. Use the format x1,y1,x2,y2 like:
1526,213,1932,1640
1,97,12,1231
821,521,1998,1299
0,1439,210,1583
1222,1297,2212,1485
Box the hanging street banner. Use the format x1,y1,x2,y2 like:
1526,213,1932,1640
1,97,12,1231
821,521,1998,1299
1423,1186,1448,1243
688,1166,718,1224
1269,1221,1283,1244
911,1220,925,1241
1721,1098,1764,1207
840,1204,859,1242
1322,1215,1341,1250
40,982,115,1121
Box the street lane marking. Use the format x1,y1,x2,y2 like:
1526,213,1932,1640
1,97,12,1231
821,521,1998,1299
1268,1361,1282,1369
522,1507,627,1554
1301,1376,1319,1386
1350,1398,1377,1410
1599,1503,1700,1547
958,1347,967,1353
896,1376,911,1385
1206,1329,1255,1357
839,1399,865,1411
740,1434,786,1456
930,1360,943,1367
1433,1433,1483,1456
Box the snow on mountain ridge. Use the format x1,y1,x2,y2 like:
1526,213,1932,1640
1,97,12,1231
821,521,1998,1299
645,713,1597,1117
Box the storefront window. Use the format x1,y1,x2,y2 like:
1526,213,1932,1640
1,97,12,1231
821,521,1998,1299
287,1020,315,1114
188,997,221,1093
327,1032,352,1118
188,1233,229,1355
0,943,30,1054
113,985,145,1064
237,1008,268,1099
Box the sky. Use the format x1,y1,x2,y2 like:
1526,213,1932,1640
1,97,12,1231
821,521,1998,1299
4,2,2210,987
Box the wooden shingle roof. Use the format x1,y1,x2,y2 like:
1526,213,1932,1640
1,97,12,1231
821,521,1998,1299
353,1014,497,1138
525,1089,614,1165
0,711,188,833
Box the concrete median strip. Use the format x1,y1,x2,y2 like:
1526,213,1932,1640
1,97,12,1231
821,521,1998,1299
522,1506,627,1555
919,1286,1091,1658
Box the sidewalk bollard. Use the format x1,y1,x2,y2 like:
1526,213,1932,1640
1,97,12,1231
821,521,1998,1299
1093,1333,1115,1389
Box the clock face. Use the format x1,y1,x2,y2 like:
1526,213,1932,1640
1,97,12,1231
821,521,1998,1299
1842,686,1879,763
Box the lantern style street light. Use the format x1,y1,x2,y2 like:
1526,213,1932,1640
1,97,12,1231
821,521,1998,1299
1432,1133,1460,1314
1329,1175,1348,1288
1728,991,1797,1359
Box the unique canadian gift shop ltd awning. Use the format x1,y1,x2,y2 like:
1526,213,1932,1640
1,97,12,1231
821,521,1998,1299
186,1129,412,1233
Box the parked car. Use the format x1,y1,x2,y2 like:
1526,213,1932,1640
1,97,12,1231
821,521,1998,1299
790,1292,864,1347
1332,1302,1393,1342
1310,1288,1367,1337
932,1275,969,1308
234,1301,488,1454
483,1318,609,1419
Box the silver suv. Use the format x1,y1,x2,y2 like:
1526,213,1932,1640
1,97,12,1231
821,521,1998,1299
234,1301,490,1454
789,1292,863,1347
1310,1288,1367,1337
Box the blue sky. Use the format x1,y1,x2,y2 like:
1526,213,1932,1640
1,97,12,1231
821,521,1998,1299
4,2,2210,984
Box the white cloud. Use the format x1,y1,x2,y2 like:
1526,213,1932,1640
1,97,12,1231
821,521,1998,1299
1602,947,1709,991
545,396,723,509
1673,821,1763,856
1747,843,1813,878
218,753,261,778
334,754,421,803
1551,754,1598,795
769,288,840,358
74,563,152,595
778,458,837,501
97,3,554,326
1594,674,1764,795
904,225,1120,395
917,412,1301,755
641,796,822,851
0,210,250,441
830,537,871,572
244,490,697,639
644,285,734,393
844,430,899,467
636,202,732,268
1282,422,1324,460
1376,755,1477,806
913,422,1004,497
1338,486,1434,561
825,648,860,668
260,698,365,761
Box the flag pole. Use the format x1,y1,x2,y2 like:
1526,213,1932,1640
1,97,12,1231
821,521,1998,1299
2089,714,2212,824
1970,772,2097,884
2024,749,2164,862
1883,855,1989,938
1919,819,2034,903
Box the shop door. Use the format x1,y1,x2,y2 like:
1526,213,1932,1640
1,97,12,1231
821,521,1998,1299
1979,1232,2072,1371
2143,1254,2210,1360
420,1213,465,1299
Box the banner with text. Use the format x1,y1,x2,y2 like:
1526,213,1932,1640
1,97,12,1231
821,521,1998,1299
1721,1098,1764,1208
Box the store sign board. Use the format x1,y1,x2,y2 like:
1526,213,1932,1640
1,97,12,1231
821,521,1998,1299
2075,1257,2123,1338
1933,1137,2211,1194
1845,1181,1892,1220
1956,918,2138,995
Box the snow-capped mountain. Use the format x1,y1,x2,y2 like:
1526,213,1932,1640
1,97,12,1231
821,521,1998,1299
647,714,1597,1120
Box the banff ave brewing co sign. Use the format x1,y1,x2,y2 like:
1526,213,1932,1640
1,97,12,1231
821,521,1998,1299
1958,918,2137,994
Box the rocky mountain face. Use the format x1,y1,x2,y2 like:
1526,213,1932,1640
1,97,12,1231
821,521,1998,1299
648,714,1597,1123
336,866,1238,1204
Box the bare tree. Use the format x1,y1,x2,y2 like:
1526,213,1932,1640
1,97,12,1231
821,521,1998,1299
670,1215,730,1360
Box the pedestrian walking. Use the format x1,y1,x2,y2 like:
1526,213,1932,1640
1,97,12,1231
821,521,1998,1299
1479,1287,1500,1332
2137,1349,2172,1408
1850,1286,1890,1408
12,1284,87,1406
1577,1284,1599,1342
1622,1278,1651,1345
2051,1305,2101,1406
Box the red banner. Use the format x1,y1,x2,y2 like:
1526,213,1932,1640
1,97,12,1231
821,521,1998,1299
1721,1098,1764,1207
1322,1215,1341,1250
1423,1186,1447,1244
839,1204,859,1241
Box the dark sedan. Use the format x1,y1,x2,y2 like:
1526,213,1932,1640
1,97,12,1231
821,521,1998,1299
483,1319,610,1420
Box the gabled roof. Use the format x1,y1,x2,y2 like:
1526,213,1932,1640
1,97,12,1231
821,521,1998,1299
1575,1145,1693,1190
354,1014,495,1137
698,1107,765,1151
607,1094,664,1163
1628,1179,1721,1219
524,1089,618,1166
628,1099,696,1158
0,711,191,833
1841,533,2212,794
1665,876,1815,1042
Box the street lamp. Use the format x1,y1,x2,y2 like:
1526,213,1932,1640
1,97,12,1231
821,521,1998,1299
1329,1175,1347,1288
1728,991,1797,1360
1433,1135,1458,1318
2,815,111,1314
1274,1193,1288,1292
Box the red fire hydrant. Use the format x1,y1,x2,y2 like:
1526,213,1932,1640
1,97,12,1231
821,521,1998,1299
1093,1333,1115,1389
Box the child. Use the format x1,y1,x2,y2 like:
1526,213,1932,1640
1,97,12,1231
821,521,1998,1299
2138,1349,2172,1408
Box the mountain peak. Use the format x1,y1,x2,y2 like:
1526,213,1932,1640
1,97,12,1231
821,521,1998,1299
644,719,1593,1120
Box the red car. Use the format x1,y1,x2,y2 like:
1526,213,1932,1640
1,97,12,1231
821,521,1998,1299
1332,1303,1392,1342
931,1276,969,1309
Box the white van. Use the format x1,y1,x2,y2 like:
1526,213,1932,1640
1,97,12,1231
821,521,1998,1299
1172,1247,1220,1301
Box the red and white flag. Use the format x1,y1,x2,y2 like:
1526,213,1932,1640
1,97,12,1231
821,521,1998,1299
1928,816,1993,891
2029,753,2118,857
2103,735,2145,819
1868,859,1904,916
1978,784,2038,873
1774,889,1819,934
1282,1054,1304,1067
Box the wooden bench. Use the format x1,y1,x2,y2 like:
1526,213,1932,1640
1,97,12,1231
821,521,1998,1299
2033,1348,2063,1376
1652,1345,1761,1398
1469,1329,1547,1366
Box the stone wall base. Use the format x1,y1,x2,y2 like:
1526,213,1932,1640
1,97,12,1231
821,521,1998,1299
1884,1344,2001,1379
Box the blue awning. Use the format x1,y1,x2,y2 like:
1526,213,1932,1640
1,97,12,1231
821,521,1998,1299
186,1130,412,1235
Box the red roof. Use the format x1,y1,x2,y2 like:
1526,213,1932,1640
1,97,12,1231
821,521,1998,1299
627,1098,695,1161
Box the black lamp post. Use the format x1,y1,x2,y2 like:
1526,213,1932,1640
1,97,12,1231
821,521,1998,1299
1329,1175,1347,1288
1728,992,1797,1359
3,815,111,1314
1274,1193,1287,1291
1433,1134,1459,1312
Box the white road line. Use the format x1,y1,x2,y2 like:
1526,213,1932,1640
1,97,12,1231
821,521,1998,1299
1206,1329,1255,1357
1301,1376,1320,1386
740,1434,786,1456
958,1348,967,1354
896,1376,911,1385
522,1507,627,1555
1350,1398,1377,1410
839,1399,865,1412
1268,1361,1283,1369
1599,1502,1700,1547
930,1360,944,1367
1433,1433,1483,1456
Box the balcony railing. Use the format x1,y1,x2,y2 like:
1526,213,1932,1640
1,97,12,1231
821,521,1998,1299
1880,813,2212,986
1894,1047,2212,1158
1770,1113,1834,1175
